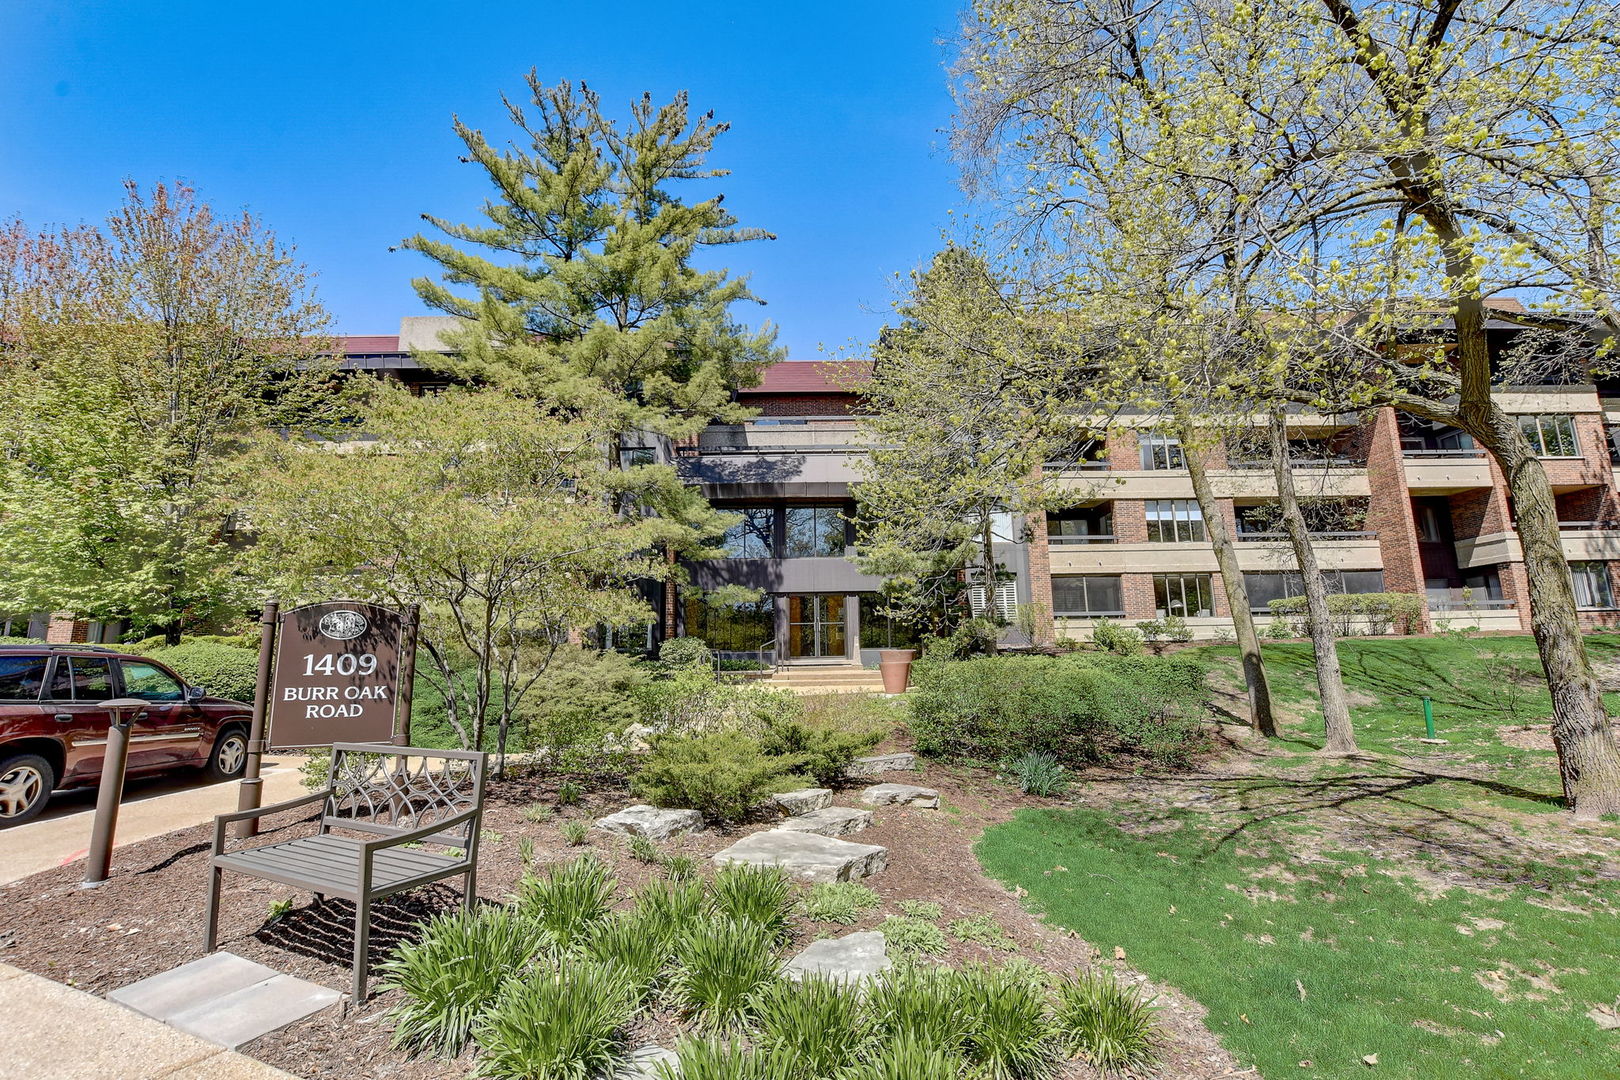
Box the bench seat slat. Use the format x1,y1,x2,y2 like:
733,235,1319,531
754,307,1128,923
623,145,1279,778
215,837,463,896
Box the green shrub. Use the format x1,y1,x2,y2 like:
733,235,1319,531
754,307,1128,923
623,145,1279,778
908,654,1209,767
556,779,585,805
633,730,810,822
949,914,1017,951
146,641,258,702
880,915,949,963
378,906,540,1059
471,957,637,1080
1003,751,1068,797
634,665,801,738
956,963,1059,1080
896,899,942,920
759,716,883,787
582,910,674,1000
1091,620,1143,656
1265,616,1297,640
659,636,714,667
750,975,871,1076
299,749,332,791
709,863,796,942
514,648,645,773
0,634,41,645
513,854,616,945
798,881,881,925
842,1036,967,1080
1268,591,1425,636
669,917,783,1031
631,878,707,940
864,965,968,1050
919,618,1000,662
667,1037,798,1080
1052,970,1161,1073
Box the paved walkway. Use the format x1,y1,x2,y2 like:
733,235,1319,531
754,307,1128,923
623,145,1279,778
0,757,307,886
0,963,301,1079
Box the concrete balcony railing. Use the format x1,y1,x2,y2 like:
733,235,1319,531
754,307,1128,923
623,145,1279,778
1402,448,1494,491
1050,535,1384,574
1455,523,1620,568
1051,468,1372,499
695,423,871,453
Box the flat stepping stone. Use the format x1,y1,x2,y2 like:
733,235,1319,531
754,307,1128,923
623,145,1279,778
774,806,873,837
785,930,891,985
616,1044,679,1078
712,831,887,883
859,783,939,808
845,752,916,778
594,805,704,840
109,952,340,1050
772,787,834,815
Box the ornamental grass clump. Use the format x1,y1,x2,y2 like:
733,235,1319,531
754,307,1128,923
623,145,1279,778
1052,970,1161,1074
864,965,968,1051
378,906,540,1059
630,878,707,941
1004,751,1068,797
471,957,637,1080
581,910,674,1001
667,1036,798,1080
669,917,783,1031
956,963,1059,1080
879,914,948,964
513,853,616,946
842,1035,968,1080
749,974,871,1076
709,863,795,942
797,881,881,925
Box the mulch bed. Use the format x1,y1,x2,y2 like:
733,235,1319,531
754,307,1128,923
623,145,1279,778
0,745,1245,1080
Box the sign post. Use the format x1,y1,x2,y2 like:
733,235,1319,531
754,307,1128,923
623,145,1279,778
235,600,280,839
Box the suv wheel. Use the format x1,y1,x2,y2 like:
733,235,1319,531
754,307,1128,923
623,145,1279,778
0,753,55,827
207,727,249,781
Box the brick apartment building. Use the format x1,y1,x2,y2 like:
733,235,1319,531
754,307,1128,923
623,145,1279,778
24,314,1620,658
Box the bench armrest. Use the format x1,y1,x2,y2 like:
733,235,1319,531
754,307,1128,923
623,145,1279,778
359,807,480,868
211,790,330,854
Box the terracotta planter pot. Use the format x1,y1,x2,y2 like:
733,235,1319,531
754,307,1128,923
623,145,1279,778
878,649,920,664
879,658,915,694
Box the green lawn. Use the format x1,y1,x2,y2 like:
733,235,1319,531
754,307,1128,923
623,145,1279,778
975,634,1620,1079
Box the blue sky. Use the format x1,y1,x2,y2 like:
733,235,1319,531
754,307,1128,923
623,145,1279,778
1,1,968,360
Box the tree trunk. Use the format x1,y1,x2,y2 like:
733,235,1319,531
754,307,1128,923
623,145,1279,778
1478,414,1620,816
1184,432,1278,736
1268,408,1355,753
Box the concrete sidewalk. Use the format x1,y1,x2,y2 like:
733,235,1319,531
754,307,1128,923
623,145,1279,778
0,759,308,886
0,963,302,1079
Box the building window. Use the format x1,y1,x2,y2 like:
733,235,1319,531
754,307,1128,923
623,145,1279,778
620,446,656,469
1145,500,1206,543
1154,574,1213,617
1139,431,1185,470
721,508,774,558
683,596,777,652
1047,504,1114,543
1243,570,1385,612
785,506,847,557
1571,561,1615,609
1052,575,1124,615
1517,414,1579,457
857,606,926,650
968,580,1019,622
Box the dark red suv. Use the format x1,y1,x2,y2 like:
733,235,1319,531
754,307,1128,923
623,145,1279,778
0,644,254,827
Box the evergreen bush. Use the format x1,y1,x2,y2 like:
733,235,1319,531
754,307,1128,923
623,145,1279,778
659,636,714,667
146,640,258,702
632,730,810,822
1090,620,1143,655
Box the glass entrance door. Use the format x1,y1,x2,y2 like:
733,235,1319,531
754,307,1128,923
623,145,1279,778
786,594,846,659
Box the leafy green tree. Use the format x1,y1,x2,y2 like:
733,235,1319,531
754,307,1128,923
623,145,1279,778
0,182,335,643
402,75,783,631
247,384,654,769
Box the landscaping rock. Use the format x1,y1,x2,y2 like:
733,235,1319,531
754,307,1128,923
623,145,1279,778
712,831,887,883
593,805,704,840
616,1045,679,1078
773,806,873,837
859,783,939,809
784,930,890,985
772,788,834,816
844,752,916,778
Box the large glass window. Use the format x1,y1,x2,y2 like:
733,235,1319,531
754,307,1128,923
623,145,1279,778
0,655,49,701
1145,500,1206,543
683,596,777,652
858,606,926,650
1518,414,1579,457
1139,431,1185,470
785,506,847,557
1052,575,1124,615
1571,561,1615,609
49,656,113,701
1154,574,1213,617
1243,570,1385,612
120,661,185,702
1047,504,1114,543
721,508,774,558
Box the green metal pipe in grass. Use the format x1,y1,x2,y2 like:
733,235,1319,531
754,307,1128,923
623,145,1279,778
1422,696,1436,739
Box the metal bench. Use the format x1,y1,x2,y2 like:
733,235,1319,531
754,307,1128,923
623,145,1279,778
204,742,487,1001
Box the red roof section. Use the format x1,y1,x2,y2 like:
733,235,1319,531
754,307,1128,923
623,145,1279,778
742,360,871,395
338,335,401,353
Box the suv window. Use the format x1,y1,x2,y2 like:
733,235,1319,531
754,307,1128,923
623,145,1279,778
49,656,114,701
120,661,184,702
0,655,49,701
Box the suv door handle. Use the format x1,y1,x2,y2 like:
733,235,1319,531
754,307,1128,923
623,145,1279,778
54,713,73,722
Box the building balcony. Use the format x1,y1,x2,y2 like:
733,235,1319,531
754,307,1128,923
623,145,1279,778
695,422,870,453
1402,448,1494,492
1050,467,1371,500
1049,535,1384,574
1453,523,1620,569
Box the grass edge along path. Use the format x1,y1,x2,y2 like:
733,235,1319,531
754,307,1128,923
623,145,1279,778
977,806,1620,1080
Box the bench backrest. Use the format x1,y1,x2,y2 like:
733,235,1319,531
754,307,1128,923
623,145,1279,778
320,742,487,848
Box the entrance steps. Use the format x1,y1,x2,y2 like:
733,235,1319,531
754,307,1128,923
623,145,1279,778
763,665,886,693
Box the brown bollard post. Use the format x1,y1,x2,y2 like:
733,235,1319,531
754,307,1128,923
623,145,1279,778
235,600,280,840
81,698,148,888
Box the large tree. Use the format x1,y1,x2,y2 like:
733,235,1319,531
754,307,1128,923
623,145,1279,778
0,182,335,643
247,384,653,770
402,75,784,630
957,0,1620,814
